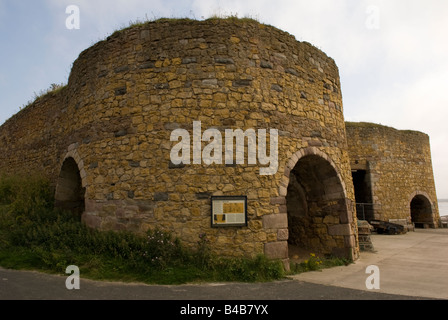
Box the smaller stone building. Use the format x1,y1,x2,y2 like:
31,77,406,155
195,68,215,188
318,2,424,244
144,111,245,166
346,122,440,228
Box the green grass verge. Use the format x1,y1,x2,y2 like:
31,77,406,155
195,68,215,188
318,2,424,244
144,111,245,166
0,173,350,285
0,206,286,284
0,174,286,284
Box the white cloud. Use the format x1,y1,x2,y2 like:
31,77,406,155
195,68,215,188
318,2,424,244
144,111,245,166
45,0,188,34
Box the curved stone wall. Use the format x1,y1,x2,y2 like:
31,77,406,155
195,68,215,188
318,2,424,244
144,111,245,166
0,19,358,262
346,122,440,227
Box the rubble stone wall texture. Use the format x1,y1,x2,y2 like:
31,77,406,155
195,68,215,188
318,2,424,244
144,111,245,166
0,19,358,261
346,122,439,227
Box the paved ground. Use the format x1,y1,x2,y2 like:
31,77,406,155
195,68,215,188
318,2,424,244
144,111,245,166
1,229,447,302
292,228,448,299
0,267,425,300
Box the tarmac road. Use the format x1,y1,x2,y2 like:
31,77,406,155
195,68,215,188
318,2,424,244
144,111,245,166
0,267,425,300
1,229,447,302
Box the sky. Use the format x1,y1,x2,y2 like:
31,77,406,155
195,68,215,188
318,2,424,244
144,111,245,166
0,0,447,198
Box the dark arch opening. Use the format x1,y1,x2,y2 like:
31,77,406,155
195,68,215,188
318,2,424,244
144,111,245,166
286,155,348,260
54,157,85,219
410,195,433,228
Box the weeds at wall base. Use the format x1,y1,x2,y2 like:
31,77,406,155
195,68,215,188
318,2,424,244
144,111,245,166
288,254,353,274
0,174,285,284
0,173,347,285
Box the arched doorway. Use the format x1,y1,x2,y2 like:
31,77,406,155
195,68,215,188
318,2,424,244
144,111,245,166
410,194,433,228
286,153,350,259
55,157,85,218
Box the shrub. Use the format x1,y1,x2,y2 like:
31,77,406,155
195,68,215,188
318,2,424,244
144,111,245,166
141,228,185,270
194,233,214,270
0,173,287,284
212,254,285,282
290,252,352,274
0,173,54,215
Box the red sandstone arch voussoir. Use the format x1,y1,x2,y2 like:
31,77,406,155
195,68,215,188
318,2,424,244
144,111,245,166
280,147,347,198
58,143,87,189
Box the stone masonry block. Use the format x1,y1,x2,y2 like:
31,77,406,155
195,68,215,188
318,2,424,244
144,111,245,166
344,235,356,248
263,214,288,229
328,224,352,236
264,241,288,259
277,228,289,241
270,197,286,205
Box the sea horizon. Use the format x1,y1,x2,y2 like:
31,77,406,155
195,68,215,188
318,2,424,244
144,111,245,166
438,199,448,217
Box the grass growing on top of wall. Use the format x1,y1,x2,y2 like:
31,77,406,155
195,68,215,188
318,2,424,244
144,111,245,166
0,174,285,285
108,14,263,40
